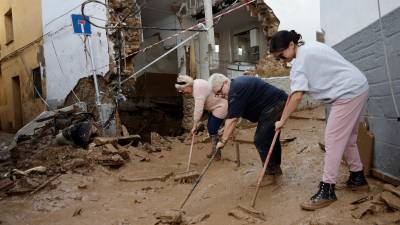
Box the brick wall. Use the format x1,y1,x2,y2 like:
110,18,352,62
334,7,400,179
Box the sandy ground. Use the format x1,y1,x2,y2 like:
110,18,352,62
0,106,399,225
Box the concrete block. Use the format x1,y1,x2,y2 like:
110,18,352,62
372,140,400,178
367,96,400,118
368,117,400,146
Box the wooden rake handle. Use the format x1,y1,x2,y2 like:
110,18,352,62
250,130,280,207
186,133,195,172
250,94,291,207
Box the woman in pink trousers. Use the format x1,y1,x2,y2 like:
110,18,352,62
270,30,369,210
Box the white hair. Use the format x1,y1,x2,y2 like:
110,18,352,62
208,73,229,93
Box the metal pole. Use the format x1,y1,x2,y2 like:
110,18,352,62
87,36,101,107
203,0,215,49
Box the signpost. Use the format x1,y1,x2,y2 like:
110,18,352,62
71,14,101,116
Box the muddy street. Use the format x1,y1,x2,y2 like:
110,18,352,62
0,107,398,225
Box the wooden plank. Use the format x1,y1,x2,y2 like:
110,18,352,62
356,121,374,176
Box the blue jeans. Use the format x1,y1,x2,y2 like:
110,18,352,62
207,114,224,136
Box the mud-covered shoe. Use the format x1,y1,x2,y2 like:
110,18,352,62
301,182,337,210
346,170,369,191
206,135,221,161
266,166,282,176
259,174,276,186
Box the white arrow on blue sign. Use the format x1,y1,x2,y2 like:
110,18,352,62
71,14,92,35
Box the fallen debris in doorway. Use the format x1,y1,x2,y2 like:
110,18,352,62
119,172,174,183
228,205,266,223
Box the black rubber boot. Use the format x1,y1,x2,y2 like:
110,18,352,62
206,135,221,161
265,165,283,176
346,170,369,191
301,181,337,210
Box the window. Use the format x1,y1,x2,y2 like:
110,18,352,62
32,67,42,99
4,9,14,44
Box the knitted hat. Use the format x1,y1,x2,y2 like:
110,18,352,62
175,75,194,90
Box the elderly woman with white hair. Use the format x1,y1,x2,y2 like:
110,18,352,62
175,75,228,160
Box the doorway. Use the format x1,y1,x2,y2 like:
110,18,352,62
12,76,23,131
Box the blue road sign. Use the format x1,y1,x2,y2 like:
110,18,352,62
71,14,92,35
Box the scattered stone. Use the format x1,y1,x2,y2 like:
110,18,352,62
0,179,14,192
64,158,87,170
134,152,150,162
155,209,184,225
381,191,400,210
118,149,130,160
383,184,400,198
72,207,83,217
103,144,119,154
100,154,125,167
351,202,376,219
228,205,265,224
78,183,87,189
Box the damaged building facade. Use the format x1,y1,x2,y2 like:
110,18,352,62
0,0,283,138
0,0,110,132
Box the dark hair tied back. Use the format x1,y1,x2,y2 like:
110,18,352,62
269,30,304,53
289,30,302,45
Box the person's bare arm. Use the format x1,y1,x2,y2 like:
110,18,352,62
275,91,304,131
216,118,239,149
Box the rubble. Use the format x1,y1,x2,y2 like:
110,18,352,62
228,205,266,223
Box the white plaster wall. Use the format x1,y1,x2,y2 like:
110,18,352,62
42,0,109,108
320,0,400,46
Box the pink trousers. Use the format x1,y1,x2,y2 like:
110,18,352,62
322,90,369,184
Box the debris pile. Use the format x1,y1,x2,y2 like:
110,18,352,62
154,209,210,225
349,184,400,223
256,54,290,77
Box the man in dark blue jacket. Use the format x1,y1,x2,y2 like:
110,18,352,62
209,73,288,185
